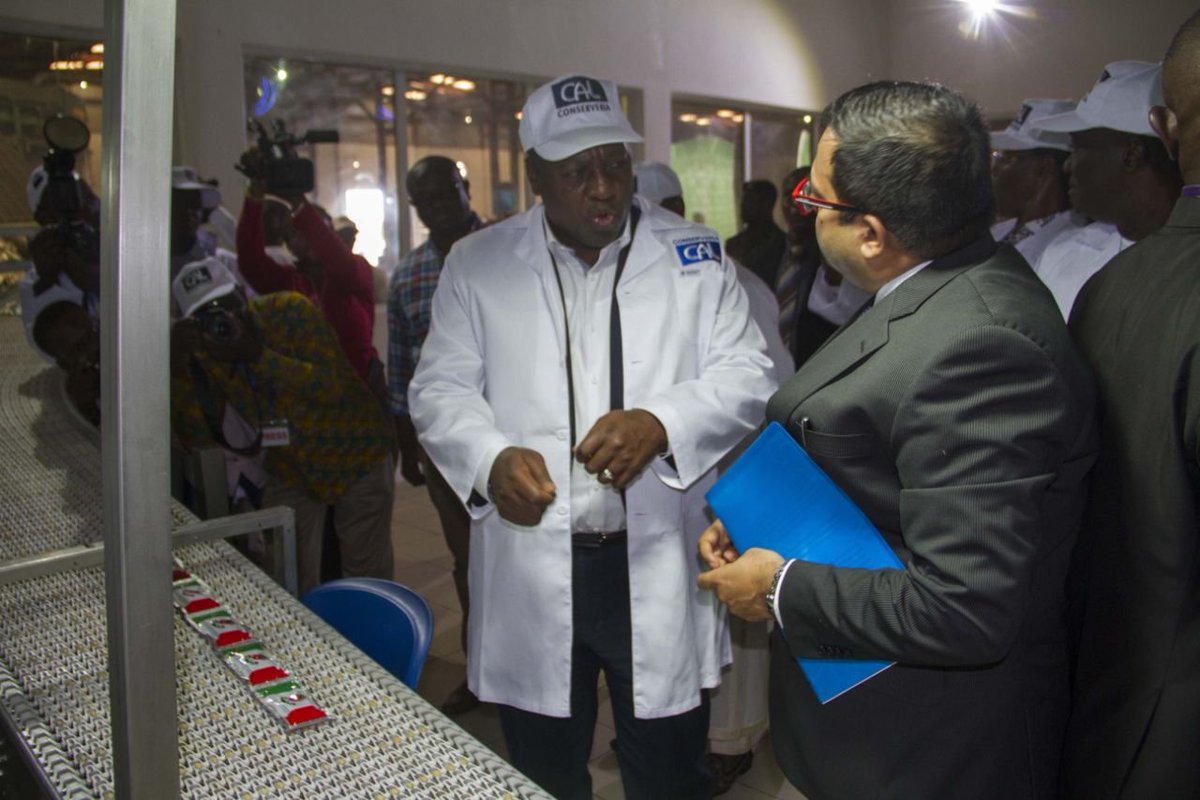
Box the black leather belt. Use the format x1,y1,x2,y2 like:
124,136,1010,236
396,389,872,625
571,530,628,547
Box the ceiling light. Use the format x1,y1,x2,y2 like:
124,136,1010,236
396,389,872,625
731,114,744,123
464,115,473,125
381,85,395,97
276,67,288,82
695,118,711,127
679,113,697,123
430,73,446,85
404,89,427,102
716,109,736,119
452,79,476,91
803,114,813,124
90,43,104,54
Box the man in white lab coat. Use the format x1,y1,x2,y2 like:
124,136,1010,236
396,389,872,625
409,74,775,799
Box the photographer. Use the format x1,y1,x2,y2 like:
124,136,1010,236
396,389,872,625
22,287,100,426
234,137,381,392
25,117,102,314
170,257,394,594
24,165,101,314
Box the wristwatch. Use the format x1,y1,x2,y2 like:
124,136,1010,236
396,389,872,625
764,559,791,612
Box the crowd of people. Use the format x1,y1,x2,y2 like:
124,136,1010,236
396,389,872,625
17,9,1200,799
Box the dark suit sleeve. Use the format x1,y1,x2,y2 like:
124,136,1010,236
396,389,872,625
777,324,1081,666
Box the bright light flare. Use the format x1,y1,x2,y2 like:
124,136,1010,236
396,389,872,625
955,1,1037,41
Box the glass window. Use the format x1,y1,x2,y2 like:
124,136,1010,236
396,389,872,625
243,56,399,268
748,107,816,226
671,101,745,241
401,72,532,249
670,99,815,240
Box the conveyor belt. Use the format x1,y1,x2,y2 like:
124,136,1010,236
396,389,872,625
0,316,548,799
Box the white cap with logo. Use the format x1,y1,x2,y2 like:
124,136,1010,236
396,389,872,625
1036,61,1163,136
991,99,1075,152
634,162,683,204
172,166,222,210
172,256,239,318
519,74,643,161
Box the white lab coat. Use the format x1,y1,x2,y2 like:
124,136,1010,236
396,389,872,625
409,198,776,718
1028,217,1131,319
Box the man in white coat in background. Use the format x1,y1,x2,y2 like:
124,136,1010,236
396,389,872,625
409,74,776,799
635,159,792,794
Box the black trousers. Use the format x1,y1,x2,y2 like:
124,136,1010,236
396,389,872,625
498,538,712,800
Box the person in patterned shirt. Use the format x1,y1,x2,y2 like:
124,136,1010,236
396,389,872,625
171,256,394,594
388,155,484,715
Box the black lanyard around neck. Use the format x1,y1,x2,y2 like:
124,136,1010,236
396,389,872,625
547,205,641,448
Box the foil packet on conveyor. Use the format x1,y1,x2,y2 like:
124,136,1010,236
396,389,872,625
171,563,330,731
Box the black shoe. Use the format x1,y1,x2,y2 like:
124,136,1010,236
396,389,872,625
708,750,753,796
440,680,480,715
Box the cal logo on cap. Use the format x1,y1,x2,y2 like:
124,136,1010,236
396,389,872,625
552,76,609,110
674,236,722,269
182,265,213,292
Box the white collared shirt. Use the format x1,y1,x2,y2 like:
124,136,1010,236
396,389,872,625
543,215,632,533
875,259,932,303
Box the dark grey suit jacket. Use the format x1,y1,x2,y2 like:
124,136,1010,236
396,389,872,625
764,237,1097,800
1064,198,1200,799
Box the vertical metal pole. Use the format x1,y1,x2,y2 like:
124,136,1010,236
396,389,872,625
742,111,753,181
100,0,180,798
393,70,410,255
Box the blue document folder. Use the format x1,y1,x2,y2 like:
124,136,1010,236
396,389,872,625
706,421,903,703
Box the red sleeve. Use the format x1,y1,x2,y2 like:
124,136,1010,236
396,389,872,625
292,204,375,295
235,197,303,295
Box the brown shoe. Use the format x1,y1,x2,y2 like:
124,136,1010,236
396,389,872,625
440,680,480,716
708,750,753,796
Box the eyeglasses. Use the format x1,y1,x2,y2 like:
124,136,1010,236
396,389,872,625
790,175,864,217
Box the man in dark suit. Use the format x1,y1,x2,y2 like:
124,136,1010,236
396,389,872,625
698,81,1097,799
1063,12,1200,799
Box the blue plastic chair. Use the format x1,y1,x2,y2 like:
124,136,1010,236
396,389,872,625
301,577,434,688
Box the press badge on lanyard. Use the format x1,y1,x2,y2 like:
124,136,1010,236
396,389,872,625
261,419,291,447
242,364,290,448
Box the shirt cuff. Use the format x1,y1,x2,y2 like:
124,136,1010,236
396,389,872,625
772,558,798,630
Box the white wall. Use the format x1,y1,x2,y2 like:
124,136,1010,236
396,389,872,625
0,0,887,206
4,0,1196,196
887,0,1196,118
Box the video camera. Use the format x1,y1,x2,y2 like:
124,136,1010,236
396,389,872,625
236,118,339,195
37,115,100,266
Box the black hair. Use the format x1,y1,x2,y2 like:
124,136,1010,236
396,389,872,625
821,81,995,258
742,179,778,205
408,155,461,183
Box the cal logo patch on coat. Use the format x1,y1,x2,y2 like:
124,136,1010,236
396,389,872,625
673,236,722,271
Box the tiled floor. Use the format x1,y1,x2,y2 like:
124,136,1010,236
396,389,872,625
389,476,808,800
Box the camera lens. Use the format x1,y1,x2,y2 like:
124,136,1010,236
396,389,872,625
199,309,237,342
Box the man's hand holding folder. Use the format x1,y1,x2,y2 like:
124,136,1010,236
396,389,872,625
697,520,783,623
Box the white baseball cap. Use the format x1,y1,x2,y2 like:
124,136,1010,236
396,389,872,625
1036,61,1163,136
991,99,1075,152
172,166,221,210
634,162,683,204
172,256,239,318
519,74,643,161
